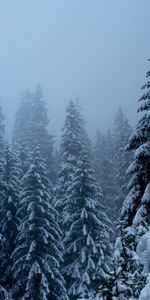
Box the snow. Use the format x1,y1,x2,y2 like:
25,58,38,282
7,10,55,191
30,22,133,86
87,258,95,270
142,183,150,204
136,231,150,274
83,224,87,236
137,231,150,300
82,272,90,285
139,275,150,300
81,248,86,263
81,208,88,220
6,211,12,221
8,195,12,203
135,142,150,160
26,240,36,261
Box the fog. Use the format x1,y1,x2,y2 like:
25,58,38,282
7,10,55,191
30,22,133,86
0,0,150,142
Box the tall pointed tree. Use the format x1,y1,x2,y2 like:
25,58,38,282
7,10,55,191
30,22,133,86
115,64,150,299
56,102,113,299
0,145,20,291
94,130,116,225
54,100,85,228
63,140,113,300
29,85,55,181
94,110,132,230
113,108,132,222
11,149,68,300
93,130,105,196
13,86,55,181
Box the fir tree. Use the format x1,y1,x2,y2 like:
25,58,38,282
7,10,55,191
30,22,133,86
94,130,116,226
93,130,106,196
94,110,132,233
113,108,132,223
11,149,68,300
115,64,150,299
54,100,85,228
13,86,55,181
29,85,55,181
113,108,131,154
0,145,20,292
62,136,113,299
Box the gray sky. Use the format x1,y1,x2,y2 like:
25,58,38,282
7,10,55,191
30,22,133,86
0,0,150,142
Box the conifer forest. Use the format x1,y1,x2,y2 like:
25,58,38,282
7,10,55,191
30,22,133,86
0,1,150,300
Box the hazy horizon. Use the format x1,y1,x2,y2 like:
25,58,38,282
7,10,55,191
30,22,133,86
0,0,150,142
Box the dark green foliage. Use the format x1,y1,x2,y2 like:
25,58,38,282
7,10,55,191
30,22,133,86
11,150,68,300
94,110,132,235
114,65,150,299
56,102,113,299
63,147,113,299
54,100,85,226
113,108,132,224
0,146,20,291
94,130,116,226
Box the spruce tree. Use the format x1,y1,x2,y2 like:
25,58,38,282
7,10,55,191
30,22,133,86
94,130,116,226
94,111,132,232
11,149,68,300
13,86,55,181
115,64,150,299
63,144,112,300
113,108,132,223
0,145,20,292
54,100,84,228
94,130,106,197
29,85,55,181
13,89,32,149
57,105,113,299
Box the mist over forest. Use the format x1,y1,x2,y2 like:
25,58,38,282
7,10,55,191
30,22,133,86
0,1,150,300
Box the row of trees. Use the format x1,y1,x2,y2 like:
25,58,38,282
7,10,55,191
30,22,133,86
0,90,68,299
98,65,150,299
0,61,149,299
0,86,127,299
94,107,132,227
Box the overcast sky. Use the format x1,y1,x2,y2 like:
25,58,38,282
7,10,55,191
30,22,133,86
0,0,150,141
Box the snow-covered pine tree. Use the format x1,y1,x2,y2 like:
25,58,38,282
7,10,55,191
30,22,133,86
113,108,132,223
94,110,132,231
94,130,116,226
93,130,106,198
0,145,20,291
113,108,131,154
12,89,33,175
63,138,113,300
13,89,32,149
29,85,55,181
11,149,68,300
54,100,85,228
114,64,150,299
13,86,55,182
136,231,150,300
98,262,129,300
